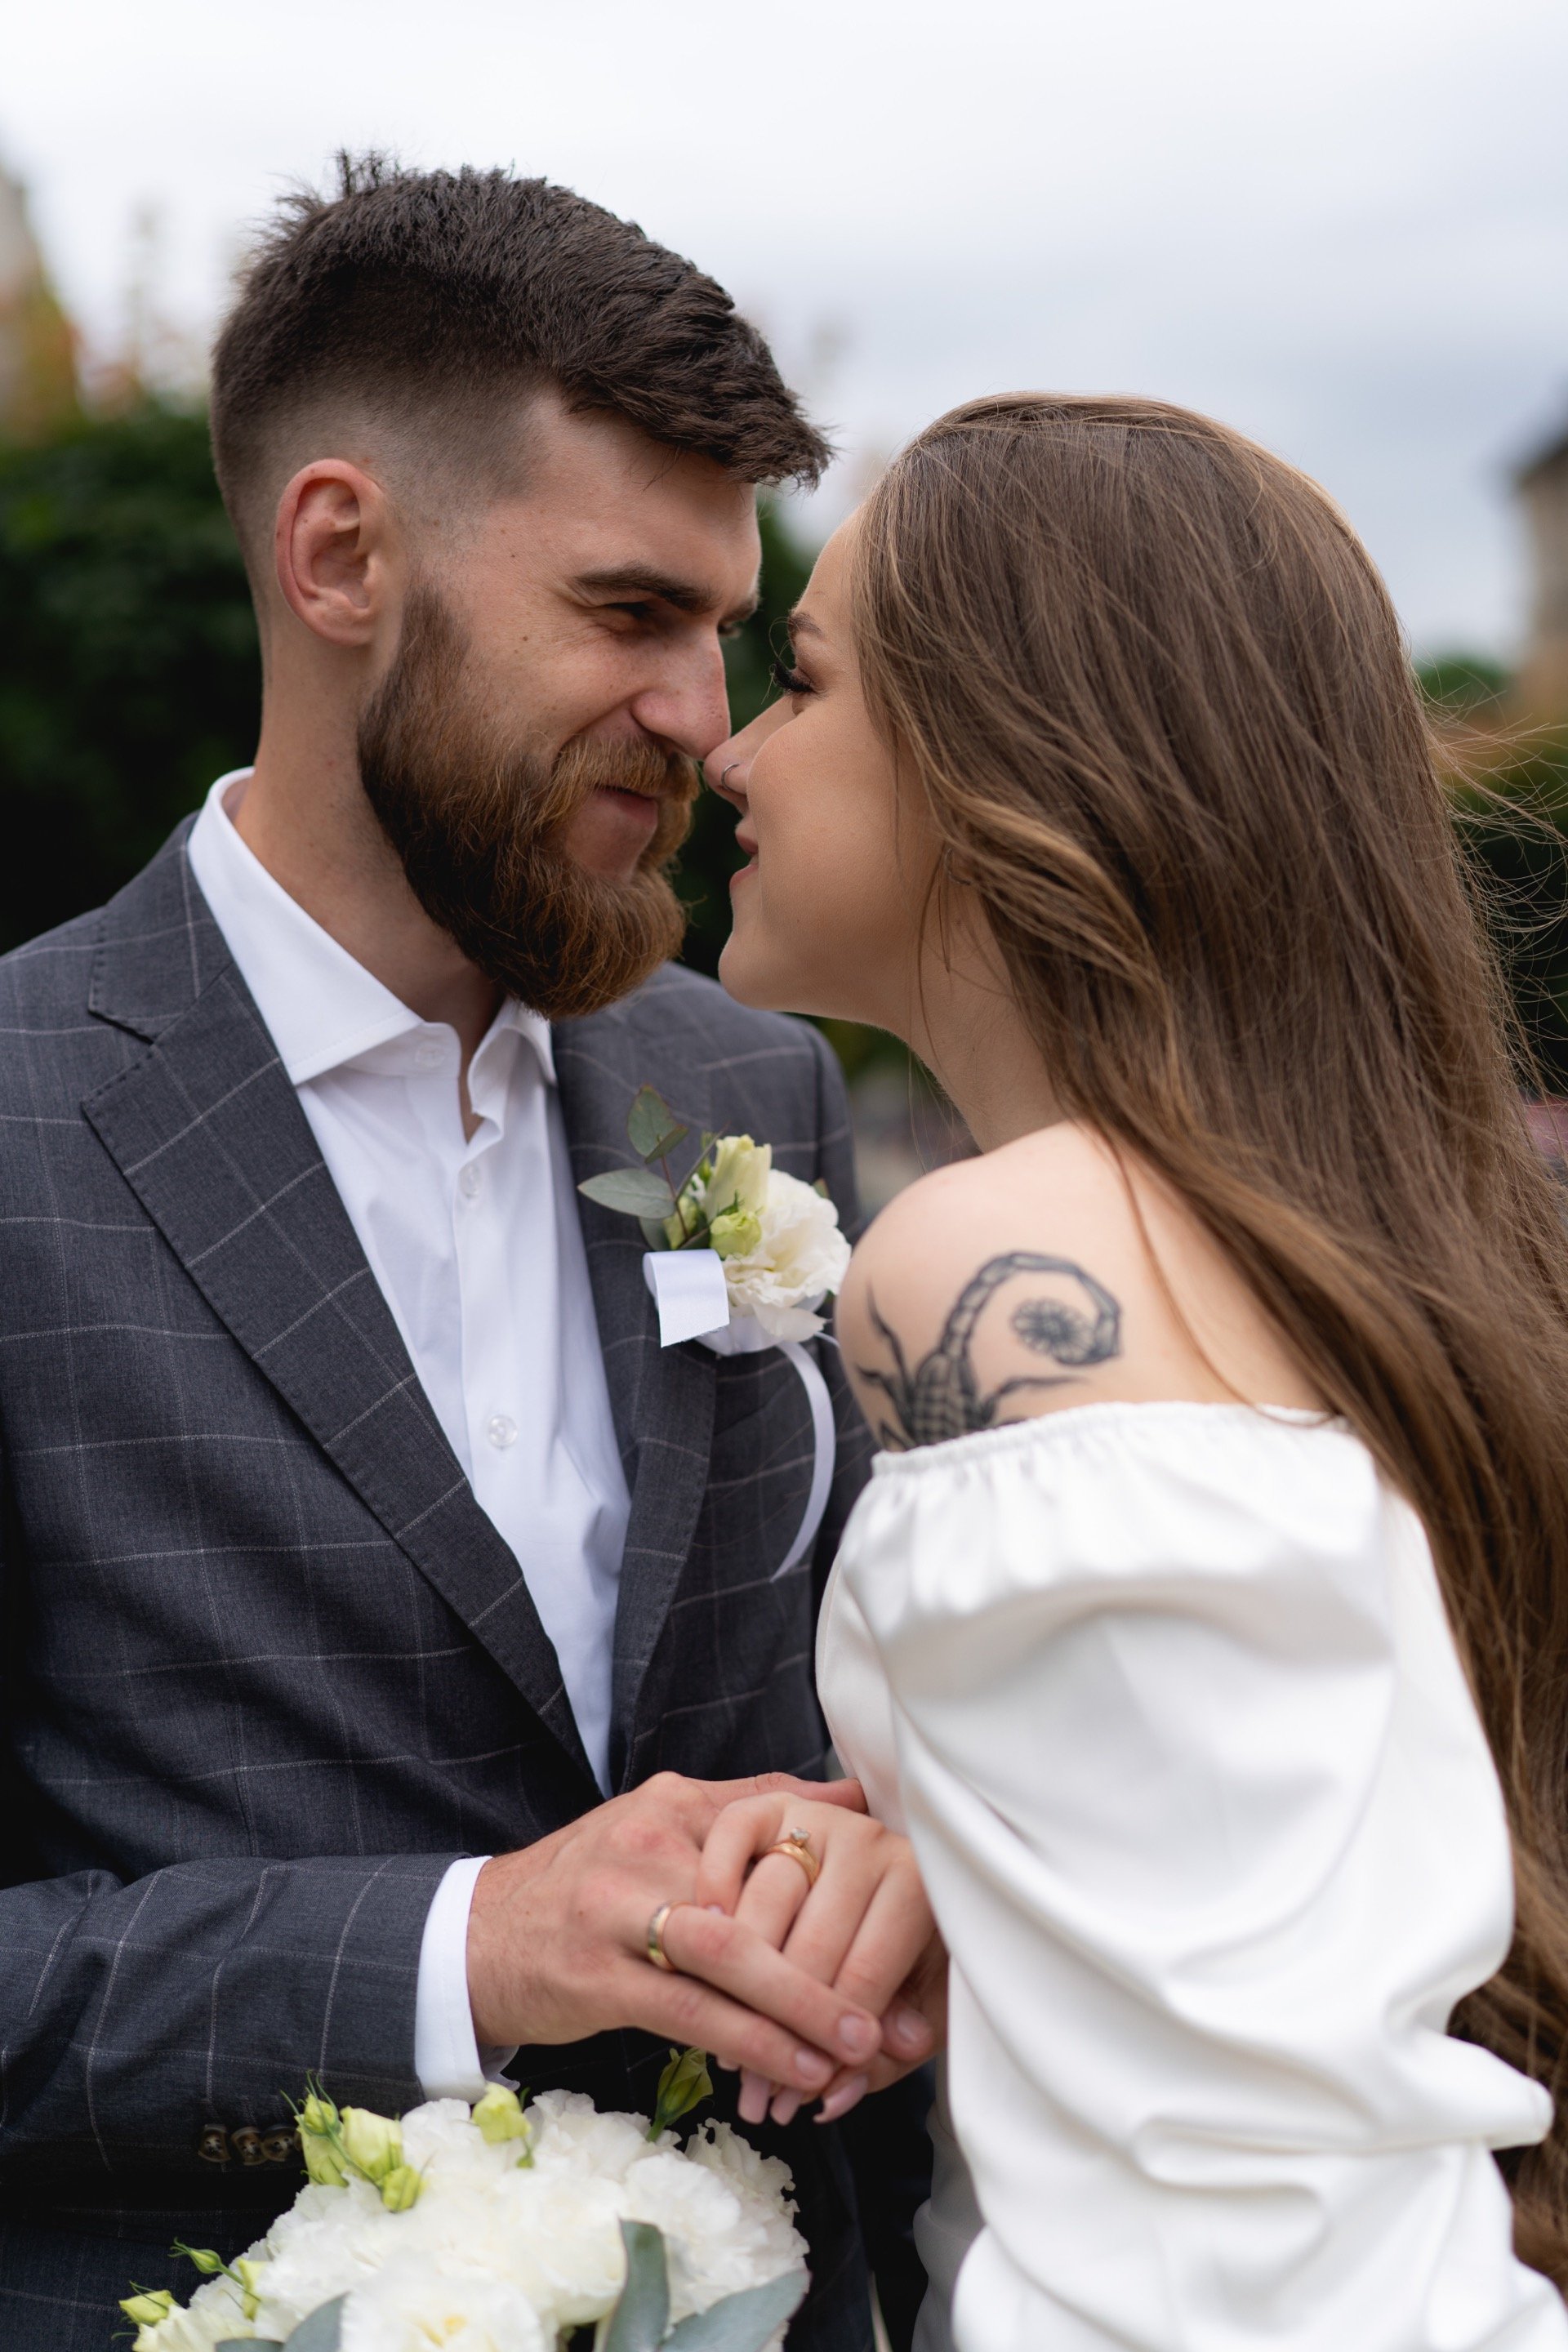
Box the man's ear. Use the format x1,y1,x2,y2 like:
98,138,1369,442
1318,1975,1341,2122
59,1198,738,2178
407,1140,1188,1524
274,460,397,648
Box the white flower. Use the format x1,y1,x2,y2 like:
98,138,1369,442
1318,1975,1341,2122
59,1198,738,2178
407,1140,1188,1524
339,2256,549,2352
407,2160,628,2331
524,2087,653,2184
250,2177,393,2336
717,1168,852,1342
136,2287,245,2352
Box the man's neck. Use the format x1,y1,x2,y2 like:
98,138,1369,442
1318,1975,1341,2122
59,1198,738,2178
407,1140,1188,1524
235,710,502,1069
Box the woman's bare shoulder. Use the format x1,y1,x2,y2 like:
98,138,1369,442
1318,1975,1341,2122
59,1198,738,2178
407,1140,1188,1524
835,1122,1317,1451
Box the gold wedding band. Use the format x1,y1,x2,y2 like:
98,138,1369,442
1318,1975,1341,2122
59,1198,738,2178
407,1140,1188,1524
646,1901,682,1972
761,1829,820,1890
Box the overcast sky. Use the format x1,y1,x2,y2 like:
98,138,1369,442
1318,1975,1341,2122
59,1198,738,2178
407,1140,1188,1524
5,0,1566,656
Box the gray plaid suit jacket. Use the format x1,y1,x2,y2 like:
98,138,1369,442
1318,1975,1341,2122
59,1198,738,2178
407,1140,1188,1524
0,825,887,2349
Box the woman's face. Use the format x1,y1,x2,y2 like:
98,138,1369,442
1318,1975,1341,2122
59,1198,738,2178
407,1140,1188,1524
707,518,938,1029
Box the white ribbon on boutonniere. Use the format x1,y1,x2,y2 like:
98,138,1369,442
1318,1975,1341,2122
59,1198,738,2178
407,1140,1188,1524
579,1090,851,1582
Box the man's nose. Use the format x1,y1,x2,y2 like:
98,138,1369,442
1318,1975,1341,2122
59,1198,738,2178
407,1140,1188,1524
627,636,732,763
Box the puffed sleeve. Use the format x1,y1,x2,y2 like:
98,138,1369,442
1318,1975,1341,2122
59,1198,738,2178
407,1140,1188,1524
838,1404,1567,2352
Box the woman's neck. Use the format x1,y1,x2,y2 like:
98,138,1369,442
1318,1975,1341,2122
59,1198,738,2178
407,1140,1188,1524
901,924,1063,1154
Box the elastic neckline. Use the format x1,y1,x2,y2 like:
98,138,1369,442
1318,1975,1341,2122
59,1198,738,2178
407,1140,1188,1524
868,1396,1348,1478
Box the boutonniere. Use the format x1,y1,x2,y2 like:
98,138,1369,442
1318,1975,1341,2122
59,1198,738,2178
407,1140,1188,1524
579,1086,852,1578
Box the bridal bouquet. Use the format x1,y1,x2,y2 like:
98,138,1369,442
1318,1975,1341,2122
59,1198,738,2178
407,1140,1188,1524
122,2054,808,2352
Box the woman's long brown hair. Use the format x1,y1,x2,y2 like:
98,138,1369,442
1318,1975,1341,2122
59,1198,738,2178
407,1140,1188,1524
849,393,1568,2282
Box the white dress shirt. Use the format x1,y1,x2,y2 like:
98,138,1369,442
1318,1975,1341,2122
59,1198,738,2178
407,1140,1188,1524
819,1401,1568,2352
189,771,630,2098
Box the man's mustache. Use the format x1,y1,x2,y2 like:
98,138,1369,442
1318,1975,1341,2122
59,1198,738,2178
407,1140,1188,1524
545,736,699,817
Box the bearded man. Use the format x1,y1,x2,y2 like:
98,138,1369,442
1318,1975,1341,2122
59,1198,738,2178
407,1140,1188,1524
0,160,932,2350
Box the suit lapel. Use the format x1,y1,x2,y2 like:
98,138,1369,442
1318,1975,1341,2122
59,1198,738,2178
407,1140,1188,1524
82,833,597,1791
553,987,718,1784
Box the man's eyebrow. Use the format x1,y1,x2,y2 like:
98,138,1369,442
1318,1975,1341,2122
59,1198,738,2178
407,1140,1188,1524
572,564,756,625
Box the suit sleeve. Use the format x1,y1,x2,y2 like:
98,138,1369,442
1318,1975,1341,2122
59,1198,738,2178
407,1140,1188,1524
0,1468,457,2180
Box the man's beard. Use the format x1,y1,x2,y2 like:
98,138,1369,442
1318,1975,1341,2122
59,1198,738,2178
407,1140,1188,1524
357,586,698,1022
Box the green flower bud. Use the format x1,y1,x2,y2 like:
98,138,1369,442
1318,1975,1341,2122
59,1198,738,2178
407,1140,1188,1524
706,1135,770,1220
648,2044,715,2142
120,2288,176,2326
709,1206,762,1261
301,2129,349,2188
379,2161,422,2211
234,2256,268,2319
300,2090,339,2137
472,2084,531,2145
340,2105,403,2184
172,2244,225,2277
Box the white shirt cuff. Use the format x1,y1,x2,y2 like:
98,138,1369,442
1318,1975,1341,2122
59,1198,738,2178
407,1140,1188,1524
414,1854,507,2101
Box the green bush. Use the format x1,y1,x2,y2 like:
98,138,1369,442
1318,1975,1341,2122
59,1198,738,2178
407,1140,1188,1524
1452,737,1568,1095
0,403,260,950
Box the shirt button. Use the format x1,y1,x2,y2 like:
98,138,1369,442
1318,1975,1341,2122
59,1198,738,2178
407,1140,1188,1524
459,1163,482,1198
486,1414,518,1450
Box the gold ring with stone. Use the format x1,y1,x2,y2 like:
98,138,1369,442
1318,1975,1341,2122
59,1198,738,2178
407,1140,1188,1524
760,1829,820,1890
647,1901,682,1972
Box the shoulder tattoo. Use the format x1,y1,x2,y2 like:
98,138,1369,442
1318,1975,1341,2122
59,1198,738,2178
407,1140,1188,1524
856,1251,1122,1451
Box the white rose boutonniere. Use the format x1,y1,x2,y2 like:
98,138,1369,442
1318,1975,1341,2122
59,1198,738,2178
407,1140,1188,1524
665,1134,850,1345
578,1089,852,1578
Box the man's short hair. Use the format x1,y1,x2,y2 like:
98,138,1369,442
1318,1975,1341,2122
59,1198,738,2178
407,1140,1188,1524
210,154,830,570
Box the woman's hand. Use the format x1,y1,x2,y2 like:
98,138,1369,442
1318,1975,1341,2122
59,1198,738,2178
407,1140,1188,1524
695,1788,946,2126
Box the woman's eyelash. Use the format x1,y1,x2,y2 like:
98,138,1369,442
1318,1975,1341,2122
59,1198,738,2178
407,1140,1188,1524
768,652,815,698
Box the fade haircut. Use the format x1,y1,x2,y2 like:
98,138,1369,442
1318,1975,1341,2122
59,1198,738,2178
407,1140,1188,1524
210,154,830,574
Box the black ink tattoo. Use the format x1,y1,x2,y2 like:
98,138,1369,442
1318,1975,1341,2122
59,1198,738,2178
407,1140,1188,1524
857,1253,1121,1451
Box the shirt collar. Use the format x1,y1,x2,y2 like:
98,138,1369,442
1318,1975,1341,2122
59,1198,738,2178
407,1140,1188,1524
185,771,556,1090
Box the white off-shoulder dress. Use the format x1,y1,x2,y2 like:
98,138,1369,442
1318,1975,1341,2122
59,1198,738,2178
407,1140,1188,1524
817,1403,1568,2352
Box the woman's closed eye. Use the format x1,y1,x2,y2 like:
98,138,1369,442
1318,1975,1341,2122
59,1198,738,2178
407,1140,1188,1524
768,649,817,700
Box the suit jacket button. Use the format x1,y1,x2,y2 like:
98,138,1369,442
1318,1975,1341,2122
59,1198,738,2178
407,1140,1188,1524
197,2125,230,2165
261,2128,298,2165
231,2126,265,2166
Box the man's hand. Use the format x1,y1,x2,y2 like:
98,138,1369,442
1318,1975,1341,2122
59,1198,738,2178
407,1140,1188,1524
466,1771,883,2100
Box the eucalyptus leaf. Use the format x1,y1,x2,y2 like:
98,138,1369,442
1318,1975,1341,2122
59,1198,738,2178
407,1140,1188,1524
603,2221,670,2352
627,1086,688,1165
663,2270,808,2351
578,1168,677,1219
283,2298,349,2350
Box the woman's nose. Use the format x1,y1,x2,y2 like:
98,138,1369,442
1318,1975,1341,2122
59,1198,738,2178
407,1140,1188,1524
706,746,749,808
704,698,791,804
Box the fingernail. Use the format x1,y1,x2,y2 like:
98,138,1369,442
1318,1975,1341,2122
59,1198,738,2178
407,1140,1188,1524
769,2089,803,2127
815,2074,869,2124
705,1904,727,1914
738,2069,771,2125
836,2014,877,2060
889,2007,928,2051
791,2047,833,2088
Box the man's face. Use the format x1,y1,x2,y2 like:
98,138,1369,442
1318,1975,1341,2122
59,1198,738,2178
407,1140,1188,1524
358,394,762,1019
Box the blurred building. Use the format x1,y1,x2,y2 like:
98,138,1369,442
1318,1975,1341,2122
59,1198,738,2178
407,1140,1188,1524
0,160,78,438
1516,419,1568,721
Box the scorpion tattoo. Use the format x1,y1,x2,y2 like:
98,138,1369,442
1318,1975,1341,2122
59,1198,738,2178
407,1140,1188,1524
857,1252,1122,1451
